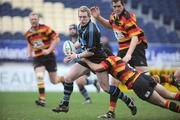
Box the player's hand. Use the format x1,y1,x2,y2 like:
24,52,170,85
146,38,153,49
90,6,100,18
27,54,32,59
42,49,51,55
69,52,77,60
63,56,71,63
122,54,131,63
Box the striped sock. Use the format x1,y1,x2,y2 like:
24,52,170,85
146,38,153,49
109,86,133,106
109,95,118,112
175,92,180,101
37,80,45,101
164,100,180,113
79,86,90,100
86,79,95,85
63,82,73,106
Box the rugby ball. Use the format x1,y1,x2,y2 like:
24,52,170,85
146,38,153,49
63,40,75,56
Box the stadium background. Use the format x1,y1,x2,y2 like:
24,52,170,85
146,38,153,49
0,0,180,92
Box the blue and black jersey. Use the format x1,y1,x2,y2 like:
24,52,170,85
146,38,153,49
77,20,108,65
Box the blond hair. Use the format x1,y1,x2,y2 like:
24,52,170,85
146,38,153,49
29,12,40,19
78,6,91,17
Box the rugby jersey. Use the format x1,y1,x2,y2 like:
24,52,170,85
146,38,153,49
100,56,141,89
109,9,148,50
25,24,58,57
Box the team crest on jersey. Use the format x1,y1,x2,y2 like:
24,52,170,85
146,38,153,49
34,40,44,48
113,30,124,40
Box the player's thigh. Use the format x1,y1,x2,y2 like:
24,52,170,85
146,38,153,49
65,63,89,82
48,71,58,82
34,66,46,73
148,90,166,107
111,77,121,87
76,75,87,86
154,83,176,99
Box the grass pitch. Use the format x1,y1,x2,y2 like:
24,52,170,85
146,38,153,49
0,92,180,120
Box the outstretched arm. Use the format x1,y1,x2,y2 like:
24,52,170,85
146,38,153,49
82,58,105,72
90,6,112,29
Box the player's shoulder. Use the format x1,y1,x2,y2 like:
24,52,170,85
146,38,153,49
39,24,50,30
109,12,116,20
123,10,131,19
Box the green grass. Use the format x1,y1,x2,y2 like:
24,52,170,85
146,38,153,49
0,92,180,120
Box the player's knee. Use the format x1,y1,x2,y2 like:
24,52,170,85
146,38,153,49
64,76,74,83
36,72,44,80
50,80,57,84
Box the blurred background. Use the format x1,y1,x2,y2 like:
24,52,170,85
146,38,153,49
0,0,180,91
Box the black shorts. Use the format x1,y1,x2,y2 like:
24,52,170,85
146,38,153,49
33,53,57,72
117,44,147,67
132,73,157,101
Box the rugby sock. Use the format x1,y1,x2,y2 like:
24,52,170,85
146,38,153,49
37,79,45,101
86,78,95,85
109,86,133,106
63,82,73,106
164,100,180,113
79,86,90,100
175,92,180,101
109,95,118,112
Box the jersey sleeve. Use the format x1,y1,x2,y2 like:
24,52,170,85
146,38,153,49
100,60,110,70
46,26,58,41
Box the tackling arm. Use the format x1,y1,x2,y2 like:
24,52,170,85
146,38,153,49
83,58,105,72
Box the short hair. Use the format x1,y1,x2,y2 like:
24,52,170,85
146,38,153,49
78,6,91,17
69,24,78,31
29,12,40,19
112,0,126,5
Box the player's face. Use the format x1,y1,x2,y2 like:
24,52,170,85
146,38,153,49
29,15,39,28
112,1,124,15
69,26,77,37
78,11,90,26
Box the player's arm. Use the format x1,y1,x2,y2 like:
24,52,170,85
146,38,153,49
42,30,60,55
69,50,94,61
83,58,105,72
27,43,33,58
48,37,60,52
123,36,138,62
90,6,112,29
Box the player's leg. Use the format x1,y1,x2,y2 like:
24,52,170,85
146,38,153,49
133,73,180,113
34,66,46,107
52,63,90,113
154,83,180,101
85,72,100,93
97,78,118,119
45,56,64,85
76,75,92,104
48,72,64,84
148,90,180,113
96,71,137,119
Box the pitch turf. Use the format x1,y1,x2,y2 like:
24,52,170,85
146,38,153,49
0,92,180,120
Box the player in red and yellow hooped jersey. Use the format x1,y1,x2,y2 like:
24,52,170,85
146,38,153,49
24,12,64,107
25,24,58,57
91,0,149,117
83,56,180,114
100,56,141,89
109,10,147,51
